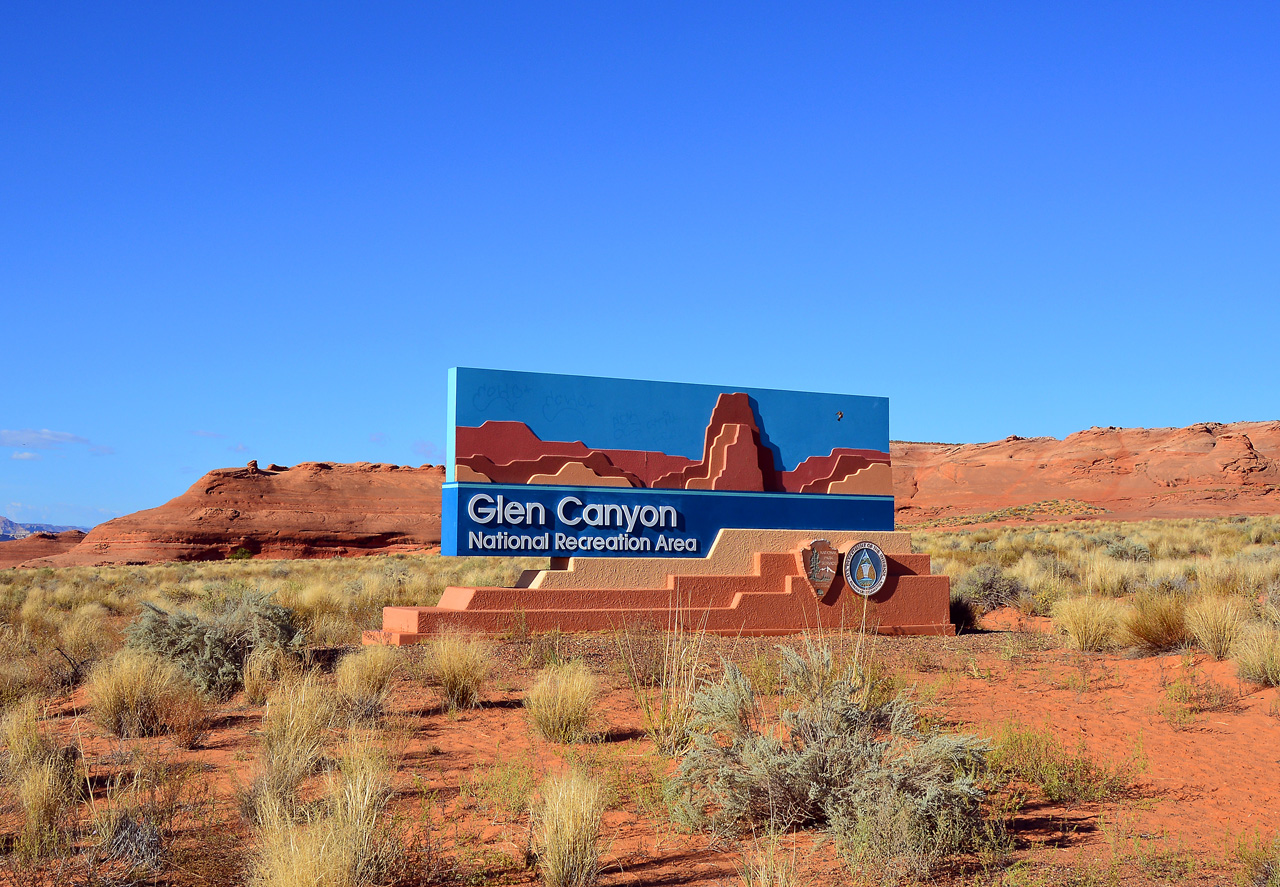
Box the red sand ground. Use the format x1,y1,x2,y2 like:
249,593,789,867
19,622,1280,886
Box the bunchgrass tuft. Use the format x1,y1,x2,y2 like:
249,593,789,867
335,644,400,721
1052,596,1127,652
244,670,340,819
526,661,599,744
534,768,605,887
86,650,210,742
251,737,399,887
1122,591,1190,653
1235,625,1280,688
616,613,706,755
1185,596,1248,660
421,629,492,712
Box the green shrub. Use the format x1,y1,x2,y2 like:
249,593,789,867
126,593,303,698
954,565,1027,614
949,589,979,633
1236,832,1280,887
667,640,993,879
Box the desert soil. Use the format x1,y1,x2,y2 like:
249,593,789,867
17,614,1280,887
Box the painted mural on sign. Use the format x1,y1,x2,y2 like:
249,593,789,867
442,368,894,558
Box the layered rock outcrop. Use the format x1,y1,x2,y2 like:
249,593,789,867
18,462,443,568
892,421,1280,525
7,420,1280,569
0,531,87,569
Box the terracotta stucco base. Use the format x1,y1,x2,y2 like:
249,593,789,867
364,529,954,643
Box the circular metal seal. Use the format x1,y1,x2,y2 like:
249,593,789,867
843,541,888,597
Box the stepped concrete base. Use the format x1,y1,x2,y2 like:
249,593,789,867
364,529,953,643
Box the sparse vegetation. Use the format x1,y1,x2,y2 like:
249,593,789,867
989,721,1142,804
0,522,1277,884
526,660,599,743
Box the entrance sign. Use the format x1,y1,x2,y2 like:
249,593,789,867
366,368,956,643
442,368,895,558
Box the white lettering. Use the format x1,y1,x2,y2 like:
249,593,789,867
468,494,496,524
557,496,583,526
504,500,525,524
659,505,677,528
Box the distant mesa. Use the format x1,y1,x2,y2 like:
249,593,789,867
454,392,894,496
4,420,1280,569
0,530,87,569
4,462,444,569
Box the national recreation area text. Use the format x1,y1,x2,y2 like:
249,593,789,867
465,493,695,553
439,482,896,559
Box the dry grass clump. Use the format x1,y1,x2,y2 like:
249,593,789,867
245,670,340,818
1,699,85,858
335,645,400,721
1122,591,1190,652
738,834,798,887
86,651,209,745
420,629,492,712
1052,596,1127,652
1185,596,1248,660
1235,625,1280,688
526,661,599,743
533,768,605,887
244,645,303,706
251,739,399,887
616,615,706,755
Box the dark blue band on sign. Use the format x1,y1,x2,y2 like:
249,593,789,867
442,482,895,559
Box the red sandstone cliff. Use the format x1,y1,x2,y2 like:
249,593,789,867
6,420,1280,569
0,531,87,569
16,462,443,568
892,421,1280,526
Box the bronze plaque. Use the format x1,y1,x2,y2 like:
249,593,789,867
800,539,839,596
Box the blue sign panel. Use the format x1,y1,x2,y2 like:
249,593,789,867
442,368,894,558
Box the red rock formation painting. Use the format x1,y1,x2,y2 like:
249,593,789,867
454,392,894,495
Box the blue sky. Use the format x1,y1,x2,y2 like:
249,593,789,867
3,3,1278,527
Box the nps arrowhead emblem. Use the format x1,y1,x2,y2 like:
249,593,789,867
798,539,839,597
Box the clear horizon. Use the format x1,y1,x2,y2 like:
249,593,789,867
4,4,1278,527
